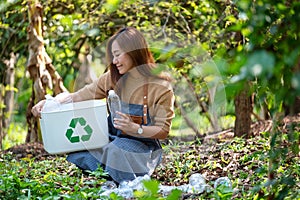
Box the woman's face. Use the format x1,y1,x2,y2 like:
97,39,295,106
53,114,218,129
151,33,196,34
111,40,134,74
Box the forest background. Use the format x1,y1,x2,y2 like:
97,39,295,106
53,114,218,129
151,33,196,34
0,0,299,199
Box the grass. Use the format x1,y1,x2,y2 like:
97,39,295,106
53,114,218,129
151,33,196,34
1,131,299,199
170,113,235,138
153,133,300,199
0,154,107,199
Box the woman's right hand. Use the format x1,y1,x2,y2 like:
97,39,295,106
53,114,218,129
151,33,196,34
31,99,46,118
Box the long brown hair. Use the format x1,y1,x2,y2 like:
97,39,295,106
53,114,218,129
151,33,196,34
106,27,162,87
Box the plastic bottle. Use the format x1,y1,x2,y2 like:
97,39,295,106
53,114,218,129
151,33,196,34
108,90,121,126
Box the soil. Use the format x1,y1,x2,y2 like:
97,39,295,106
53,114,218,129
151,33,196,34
2,141,58,160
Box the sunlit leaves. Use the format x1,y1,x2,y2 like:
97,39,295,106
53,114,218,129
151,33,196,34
1,2,299,199
230,0,300,116
0,0,20,12
0,154,106,199
103,0,121,13
153,128,300,199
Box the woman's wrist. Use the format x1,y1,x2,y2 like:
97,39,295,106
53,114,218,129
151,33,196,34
125,122,140,135
54,92,72,104
133,123,141,134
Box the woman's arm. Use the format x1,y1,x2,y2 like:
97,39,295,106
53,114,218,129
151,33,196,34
31,72,111,118
114,112,169,139
31,99,46,118
31,92,74,118
114,89,175,139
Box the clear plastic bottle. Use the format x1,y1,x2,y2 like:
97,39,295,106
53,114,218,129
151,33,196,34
108,90,121,127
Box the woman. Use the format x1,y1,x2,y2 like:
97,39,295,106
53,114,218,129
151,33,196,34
32,27,175,183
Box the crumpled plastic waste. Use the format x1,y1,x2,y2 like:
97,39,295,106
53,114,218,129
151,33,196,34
175,173,211,194
214,176,232,189
100,175,151,199
42,94,61,112
99,173,232,199
42,92,72,113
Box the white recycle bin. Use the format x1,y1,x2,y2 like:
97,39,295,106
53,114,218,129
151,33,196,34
40,100,109,154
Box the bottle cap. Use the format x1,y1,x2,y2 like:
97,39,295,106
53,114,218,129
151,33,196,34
108,90,115,96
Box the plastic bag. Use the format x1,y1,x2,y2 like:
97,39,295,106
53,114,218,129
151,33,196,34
42,92,72,113
214,177,232,189
42,94,61,112
99,173,217,198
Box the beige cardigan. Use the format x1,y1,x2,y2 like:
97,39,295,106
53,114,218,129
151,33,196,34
74,67,175,134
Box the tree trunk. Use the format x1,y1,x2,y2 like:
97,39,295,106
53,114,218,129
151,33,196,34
74,46,95,91
3,53,16,127
26,1,67,142
0,53,17,149
234,82,253,138
2,53,16,141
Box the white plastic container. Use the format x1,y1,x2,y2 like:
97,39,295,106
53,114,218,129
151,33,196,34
40,100,109,154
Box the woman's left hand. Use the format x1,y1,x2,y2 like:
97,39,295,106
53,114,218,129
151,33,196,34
113,111,139,134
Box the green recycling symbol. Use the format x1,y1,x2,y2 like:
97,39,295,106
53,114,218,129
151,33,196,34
65,117,93,143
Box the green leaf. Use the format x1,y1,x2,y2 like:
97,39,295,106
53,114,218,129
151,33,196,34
133,190,148,198
143,179,159,195
225,81,245,98
104,0,121,13
166,189,181,200
60,15,73,27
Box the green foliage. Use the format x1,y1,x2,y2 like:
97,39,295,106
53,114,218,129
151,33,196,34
224,0,300,111
1,0,234,131
1,132,298,199
1,129,299,199
220,1,300,198
2,122,26,150
132,179,182,200
156,133,300,199
250,121,300,199
0,154,107,199
0,0,28,77
1,0,300,199
214,184,233,200
0,0,298,123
